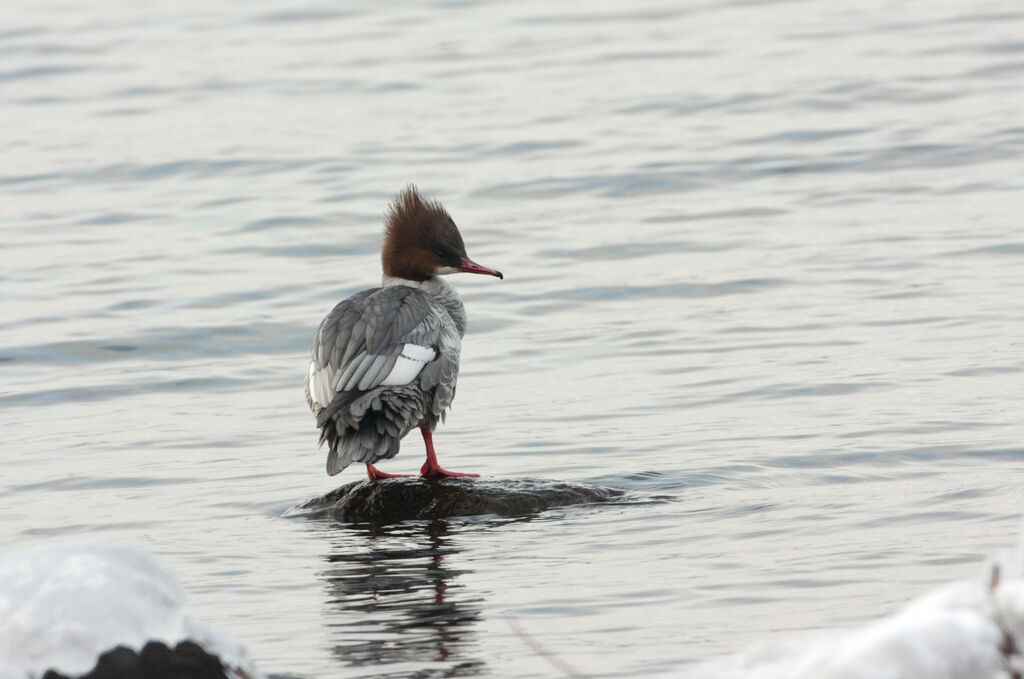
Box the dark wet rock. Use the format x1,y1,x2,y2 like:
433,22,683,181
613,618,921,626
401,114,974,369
289,477,627,523
42,640,229,679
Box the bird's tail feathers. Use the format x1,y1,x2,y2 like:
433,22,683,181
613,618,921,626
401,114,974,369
321,402,407,476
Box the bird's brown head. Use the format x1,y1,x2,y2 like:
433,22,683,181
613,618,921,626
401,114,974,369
382,185,503,282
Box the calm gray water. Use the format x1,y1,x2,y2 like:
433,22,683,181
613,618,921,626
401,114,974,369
3,0,1024,677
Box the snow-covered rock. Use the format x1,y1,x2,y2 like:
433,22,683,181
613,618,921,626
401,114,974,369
673,537,1024,679
0,543,259,679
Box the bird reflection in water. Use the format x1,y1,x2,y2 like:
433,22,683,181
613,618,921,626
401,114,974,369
318,519,486,678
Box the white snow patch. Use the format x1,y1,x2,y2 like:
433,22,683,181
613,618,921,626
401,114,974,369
663,541,1024,679
0,542,260,679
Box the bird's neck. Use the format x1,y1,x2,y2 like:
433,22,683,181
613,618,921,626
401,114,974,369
381,274,467,337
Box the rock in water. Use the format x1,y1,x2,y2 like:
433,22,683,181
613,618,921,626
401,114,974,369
289,477,626,523
41,641,228,679
0,543,259,679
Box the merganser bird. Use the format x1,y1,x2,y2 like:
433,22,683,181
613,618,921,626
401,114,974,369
305,186,502,480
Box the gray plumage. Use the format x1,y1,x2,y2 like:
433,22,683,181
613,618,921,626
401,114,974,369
305,185,501,478
305,280,464,475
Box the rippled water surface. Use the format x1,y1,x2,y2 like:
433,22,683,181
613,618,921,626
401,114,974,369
3,0,1024,676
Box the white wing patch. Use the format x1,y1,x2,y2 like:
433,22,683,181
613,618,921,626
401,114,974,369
380,343,436,386
307,362,336,409
308,343,435,408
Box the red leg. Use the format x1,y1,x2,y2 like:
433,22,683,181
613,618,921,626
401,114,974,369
419,427,478,478
366,463,414,480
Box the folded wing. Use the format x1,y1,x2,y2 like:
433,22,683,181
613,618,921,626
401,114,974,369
305,286,446,427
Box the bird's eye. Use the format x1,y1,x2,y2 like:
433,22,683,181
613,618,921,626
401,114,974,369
435,250,447,258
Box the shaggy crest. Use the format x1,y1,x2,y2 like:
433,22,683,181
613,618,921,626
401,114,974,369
382,185,466,281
